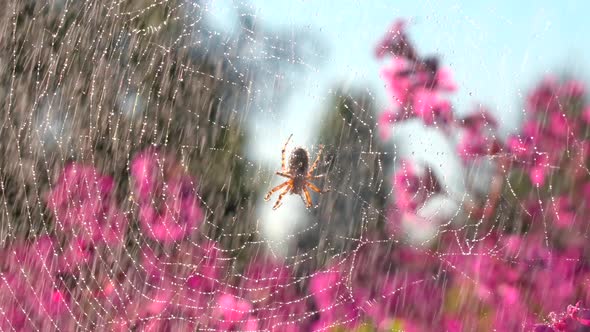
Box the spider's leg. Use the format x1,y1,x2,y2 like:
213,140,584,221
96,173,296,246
276,171,293,179
307,144,324,176
264,181,290,201
272,185,291,210
307,173,326,179
307,181,329,193
281,134,293,172
303,188,313,208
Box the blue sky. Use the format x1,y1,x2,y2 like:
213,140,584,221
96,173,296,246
206,1,590,167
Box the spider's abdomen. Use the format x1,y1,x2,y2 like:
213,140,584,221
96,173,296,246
289,147,309,176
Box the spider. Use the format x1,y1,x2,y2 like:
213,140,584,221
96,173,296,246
264,134,327,210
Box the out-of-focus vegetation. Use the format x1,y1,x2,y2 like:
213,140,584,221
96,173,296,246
1,2,590,331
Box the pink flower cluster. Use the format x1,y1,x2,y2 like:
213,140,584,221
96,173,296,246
0,236,71,330
534,302,590,331
377,20,505,230
377,19,503,164
46,163,127,246
392,158,441,213
94,243,311,330
456,108,502,161
0,149,211,329
130,149,204,243
374,18,590,331
507,77,590,187
377,20,457,140
309,266,360,331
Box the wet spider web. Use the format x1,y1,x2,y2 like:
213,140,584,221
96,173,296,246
0,1,589,331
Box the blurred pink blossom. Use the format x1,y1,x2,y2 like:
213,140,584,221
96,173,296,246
457,108,501,161
47,163,127,246
214,293,258,331
374,19,417,60
412,89,453,125
130,149,204,243
393,159,441,213
309,267,360,331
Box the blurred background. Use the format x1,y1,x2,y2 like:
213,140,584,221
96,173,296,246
1,0,590,331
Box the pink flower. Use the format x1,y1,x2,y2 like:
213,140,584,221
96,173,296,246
561,80,585,99
412,89,453,125
4,271,71,324
215,294,258,331
237,258,308,331
582,106,590,125
582,182,590,210
460,108,498,130
458,108,503,162
497,284,520,305
240,258,295,302
130,149,204,243
548,112,573,138
507,135,532,158
550,196,576,228
309,267,360,331
376,21,458,132
506,122,555,187
12,235,58,271
93,276,127,312
527,76,559,114
0,304,28,331
457,129,501,161
310,270,341,310
217,294,252,322
130,150,162,202
185,263,220,293
378,108,407,140
393,159,441,213
374,19,417,60
47,163,127,246
348,243,445,329
381,58,414,106
540,303,590,331
529,164,547,187
58,239,94,273
141,287,174,317
444,318,463,332
184,242,226,294
138,183,202,243
434,67,457,92
48,164,114,209
137,240,228,322
572,306,590,327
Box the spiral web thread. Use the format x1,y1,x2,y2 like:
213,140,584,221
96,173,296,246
0,1,587,331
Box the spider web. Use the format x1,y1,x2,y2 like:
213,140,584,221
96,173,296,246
0,1,589,331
